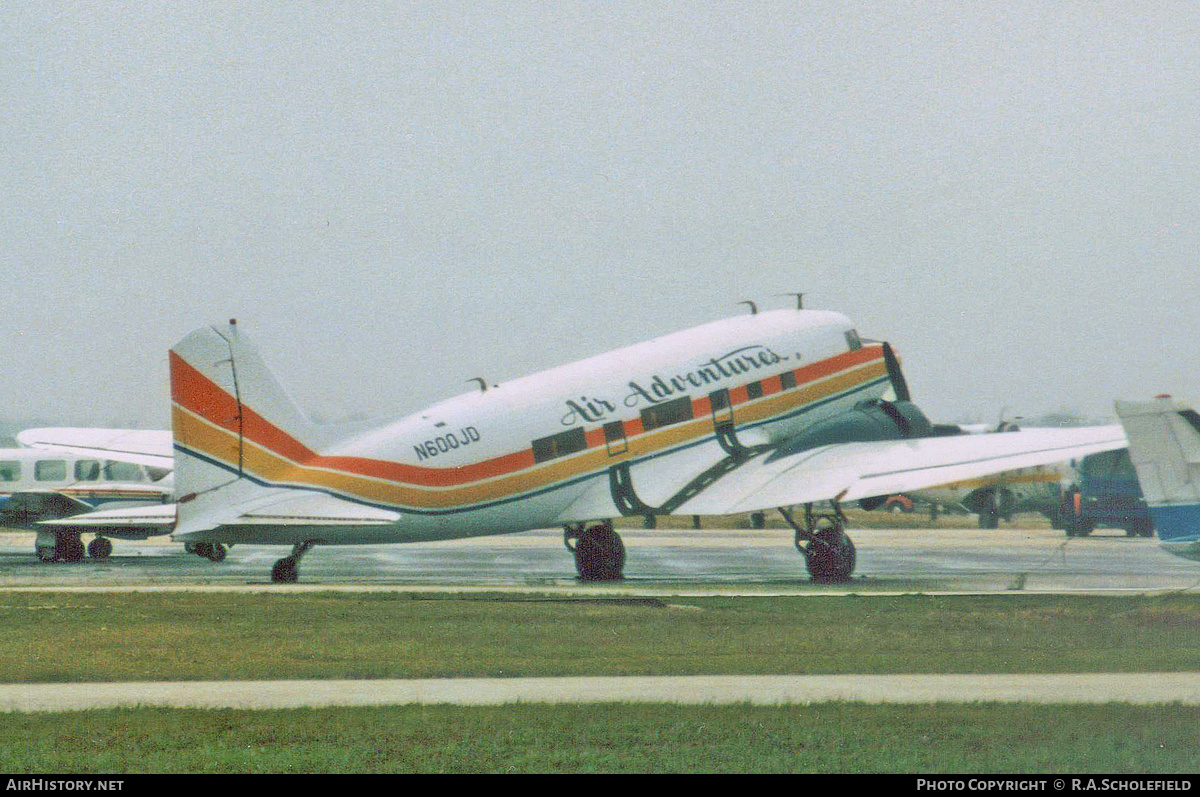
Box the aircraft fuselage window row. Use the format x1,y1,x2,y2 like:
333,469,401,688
640,396,694,431
528,334,869,466
0,459,146,484
529,355,845,465
532,427,588,464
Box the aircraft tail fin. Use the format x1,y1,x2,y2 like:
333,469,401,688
169,321,321,502
1114,396,1200,559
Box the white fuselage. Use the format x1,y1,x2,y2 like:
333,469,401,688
172,310,892,544
0,447,168,525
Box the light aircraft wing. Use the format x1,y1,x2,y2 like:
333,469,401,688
675,425,1127,515
17,427,174,470
1,491,97,526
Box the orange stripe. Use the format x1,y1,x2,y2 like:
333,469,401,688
170,344,888,502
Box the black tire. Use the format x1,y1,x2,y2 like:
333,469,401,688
804,529,856,583
87,537,113,559
1125,519,1154,538
575,525,626,581
206,543,227,562
60,535,86,563
271,559,298,583
750,512,766,529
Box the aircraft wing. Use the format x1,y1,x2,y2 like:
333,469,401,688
0,491,96,527
675,425,1127,515
17,427,174,470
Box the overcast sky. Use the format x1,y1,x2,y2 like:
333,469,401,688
2,2,1198,430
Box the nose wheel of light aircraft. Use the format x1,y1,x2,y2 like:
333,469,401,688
778,504,857,583
563,522,625,581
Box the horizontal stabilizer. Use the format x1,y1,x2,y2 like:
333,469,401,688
41,503,177,536
171,489,400,544
220,492,402,526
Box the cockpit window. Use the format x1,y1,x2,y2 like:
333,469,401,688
0,461,20,482
845,329,863,351
146,466,172,482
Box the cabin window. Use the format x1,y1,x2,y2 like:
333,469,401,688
532,427,588,464
746,381,763,400
779,371,797,390
845,329,863,351
103,461,144,482
0,461,20,481
602,421,628,456
640,396,694,431
75,460,102,481
35,460,67,482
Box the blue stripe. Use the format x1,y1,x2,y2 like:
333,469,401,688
1147,504,1200,544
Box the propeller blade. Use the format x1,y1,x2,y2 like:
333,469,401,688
882,343,911,402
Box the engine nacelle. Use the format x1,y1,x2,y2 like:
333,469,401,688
768,399,960,462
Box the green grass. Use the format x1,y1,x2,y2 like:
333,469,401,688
2,592,1198,682
0,703,1196,773
3,592,1197,773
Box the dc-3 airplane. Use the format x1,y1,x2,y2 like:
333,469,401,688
1114,396,1200,562
1,428,173,561
55,306,1128,583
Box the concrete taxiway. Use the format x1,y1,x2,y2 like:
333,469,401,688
3,673,1200,712
2,523,1197,713
1,525,1197,595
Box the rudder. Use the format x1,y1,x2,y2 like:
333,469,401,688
170,320,320,500
1114,397,1200,557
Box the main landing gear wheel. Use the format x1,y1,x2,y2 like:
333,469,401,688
87,537,113,560
803,522,857,583
778,504,857,583
189,542,228,562
35,531,85,563
565,522,626,581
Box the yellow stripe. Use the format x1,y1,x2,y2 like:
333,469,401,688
174,358,886,510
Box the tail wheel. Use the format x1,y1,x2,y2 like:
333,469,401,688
271,559,298,583
575,524,626,581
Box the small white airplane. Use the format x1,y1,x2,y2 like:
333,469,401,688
62,307,1128,582
0,430,173,561
1114,396,1200,561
